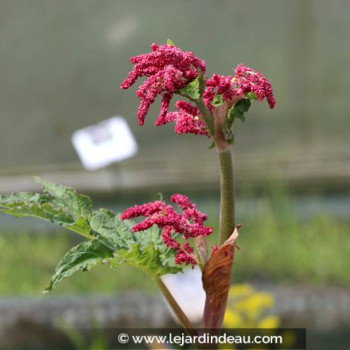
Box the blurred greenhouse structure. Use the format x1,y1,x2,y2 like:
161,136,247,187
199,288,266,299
0,1,349,349
0,0,349,194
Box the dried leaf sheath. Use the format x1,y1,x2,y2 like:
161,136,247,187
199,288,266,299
201,226,240,329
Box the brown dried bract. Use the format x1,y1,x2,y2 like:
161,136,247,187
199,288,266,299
201,225,241,329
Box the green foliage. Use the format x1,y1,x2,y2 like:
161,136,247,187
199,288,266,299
230,184,350,285
0,178,182,292
222,99,252,143
0,231,157,295
179,69,202,100
44,237,115,292
110,225,180,276
37,177,93,218
0,188,349,295
245,92,258,100
57,319,109,350
166,38,175,46
208,141,216,149
0,177,94,239
211,94,224,107
228,98,252,123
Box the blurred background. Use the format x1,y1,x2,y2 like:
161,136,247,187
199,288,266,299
0,0,349,349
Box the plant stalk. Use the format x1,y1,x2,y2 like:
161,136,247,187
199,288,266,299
218,150,235,245
194,98,215,136
154,276,197,337
195,96,236,334
195,97,236,245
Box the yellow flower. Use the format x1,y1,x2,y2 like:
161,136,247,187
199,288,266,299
281,330,296,347
255,292,274,308
223,309,242,328
258,315,280,328
225,284,280,330
229,284,253,297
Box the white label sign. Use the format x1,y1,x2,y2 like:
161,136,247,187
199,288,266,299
72,116,138,170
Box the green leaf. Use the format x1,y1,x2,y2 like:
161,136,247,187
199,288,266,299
44,237,115,292
245,92,258,100
0,188,94,239
208,141,216,149
229,98,252,122
166,38,175,46
0,195,92,237
211,94,224,107
0,178,183,292
90,210,136,248
46,222,181,291
112,243,178,276
179,69,202,100
222,99,252,143
110,226,181,276
35,176,92,219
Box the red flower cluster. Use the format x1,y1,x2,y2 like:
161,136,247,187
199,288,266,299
120,194,213,266
156,100,209,136
203,74,239,108
159,65,275,137
121,42,275,138
120,43,206,126
233,64,275,108
203,66,275,110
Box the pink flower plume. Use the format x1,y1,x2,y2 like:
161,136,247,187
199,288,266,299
120,42,206,126
121,194,213,267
